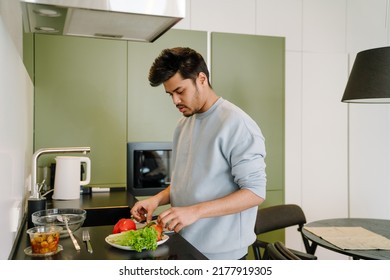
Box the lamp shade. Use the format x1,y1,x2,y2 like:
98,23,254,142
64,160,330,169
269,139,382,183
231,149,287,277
342,46,390,103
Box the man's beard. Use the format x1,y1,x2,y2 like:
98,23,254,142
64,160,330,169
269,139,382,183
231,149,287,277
181,87,200,117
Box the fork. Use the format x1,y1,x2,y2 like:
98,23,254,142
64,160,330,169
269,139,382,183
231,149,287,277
82,230,93,253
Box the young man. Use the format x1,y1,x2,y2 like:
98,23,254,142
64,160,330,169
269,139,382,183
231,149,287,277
130,47,266,260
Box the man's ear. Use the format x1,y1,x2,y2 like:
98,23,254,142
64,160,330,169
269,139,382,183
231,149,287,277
198,72,207,85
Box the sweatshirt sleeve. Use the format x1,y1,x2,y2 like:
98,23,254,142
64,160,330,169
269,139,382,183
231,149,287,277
229,116,267,199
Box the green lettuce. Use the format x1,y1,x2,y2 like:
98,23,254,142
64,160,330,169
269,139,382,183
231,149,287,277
109,227,158,252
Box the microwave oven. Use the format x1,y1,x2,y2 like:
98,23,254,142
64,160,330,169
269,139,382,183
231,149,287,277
127,142,172,196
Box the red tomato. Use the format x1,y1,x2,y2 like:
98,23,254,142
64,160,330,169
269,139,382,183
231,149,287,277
112,218,125,234
112,218,136,234
149,223,163,241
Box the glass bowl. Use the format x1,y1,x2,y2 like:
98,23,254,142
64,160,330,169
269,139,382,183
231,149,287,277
32,208,86,237
26,225,62,255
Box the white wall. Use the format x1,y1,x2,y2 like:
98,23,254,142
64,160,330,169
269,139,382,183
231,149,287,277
347,0,390,220
0,0,33,259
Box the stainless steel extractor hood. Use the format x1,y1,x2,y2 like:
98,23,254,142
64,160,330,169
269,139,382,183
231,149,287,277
20,0,185,42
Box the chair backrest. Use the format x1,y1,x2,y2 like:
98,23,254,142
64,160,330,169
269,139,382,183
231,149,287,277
252,204,311,260
255,204,306,234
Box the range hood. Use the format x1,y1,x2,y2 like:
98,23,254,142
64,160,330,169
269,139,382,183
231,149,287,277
20,0,185,42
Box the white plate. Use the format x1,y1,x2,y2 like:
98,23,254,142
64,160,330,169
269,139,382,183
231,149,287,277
105,233,169,251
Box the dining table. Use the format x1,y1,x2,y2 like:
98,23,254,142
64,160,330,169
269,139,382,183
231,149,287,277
302,218,390,260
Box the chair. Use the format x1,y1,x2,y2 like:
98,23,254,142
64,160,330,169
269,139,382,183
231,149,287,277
252,204,315,260
265,241,316,260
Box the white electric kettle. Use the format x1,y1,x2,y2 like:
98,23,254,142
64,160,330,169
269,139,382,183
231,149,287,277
52,156,91,200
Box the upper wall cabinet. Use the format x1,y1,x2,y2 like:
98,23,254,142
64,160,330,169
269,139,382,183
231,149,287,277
34,34,127,186
127,29,208,142
211,32,285,192
33,30,207,187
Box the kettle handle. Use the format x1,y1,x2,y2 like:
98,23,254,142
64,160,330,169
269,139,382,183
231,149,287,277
79,157,91,185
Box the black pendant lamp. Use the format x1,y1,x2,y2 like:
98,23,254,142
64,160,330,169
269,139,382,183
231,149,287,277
342,46,390,103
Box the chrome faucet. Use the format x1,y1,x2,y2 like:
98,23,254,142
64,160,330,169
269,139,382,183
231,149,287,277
30,147,91,199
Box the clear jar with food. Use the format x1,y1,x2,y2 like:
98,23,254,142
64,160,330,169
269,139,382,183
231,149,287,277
26,225,62,255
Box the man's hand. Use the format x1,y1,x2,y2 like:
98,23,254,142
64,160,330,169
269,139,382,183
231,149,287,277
158,206,199,232
130,198,159,223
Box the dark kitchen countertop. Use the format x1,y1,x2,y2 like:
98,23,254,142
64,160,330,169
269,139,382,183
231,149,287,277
9,189,208,260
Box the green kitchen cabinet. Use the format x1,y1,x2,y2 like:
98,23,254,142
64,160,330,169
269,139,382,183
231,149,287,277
34,34,127,186
211,32,285,194
33,30,207,187
32,30,285,201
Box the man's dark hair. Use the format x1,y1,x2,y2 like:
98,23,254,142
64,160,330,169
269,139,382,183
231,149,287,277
148,47,211,87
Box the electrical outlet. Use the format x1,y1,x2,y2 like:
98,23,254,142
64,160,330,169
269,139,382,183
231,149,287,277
10,200,22,232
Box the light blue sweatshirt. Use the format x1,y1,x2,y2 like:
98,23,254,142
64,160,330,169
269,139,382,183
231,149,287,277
170,97,266,260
